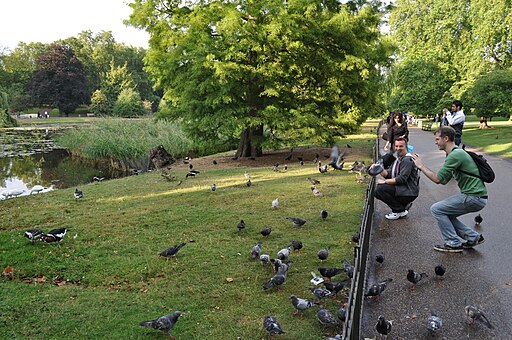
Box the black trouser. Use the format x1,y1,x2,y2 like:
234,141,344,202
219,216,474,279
375,184,417,213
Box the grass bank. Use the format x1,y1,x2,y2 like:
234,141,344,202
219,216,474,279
0,121,378,339
462,116,512,158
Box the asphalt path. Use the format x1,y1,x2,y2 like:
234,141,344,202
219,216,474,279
360,125,512,339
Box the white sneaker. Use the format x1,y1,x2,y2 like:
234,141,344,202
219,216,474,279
385,210,408,220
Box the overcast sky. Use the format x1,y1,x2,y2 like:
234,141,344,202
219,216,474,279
0,0,149,51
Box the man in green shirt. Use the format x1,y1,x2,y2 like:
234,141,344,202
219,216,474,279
412,126,486,253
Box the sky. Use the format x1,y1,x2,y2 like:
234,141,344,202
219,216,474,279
0,0,149,51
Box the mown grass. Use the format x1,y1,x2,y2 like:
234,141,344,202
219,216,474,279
462,116,512,158
0,142,374,339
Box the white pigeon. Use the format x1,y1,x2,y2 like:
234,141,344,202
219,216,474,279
272,198,279,209
277,246,291,261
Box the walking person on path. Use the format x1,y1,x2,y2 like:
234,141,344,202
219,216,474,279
384,111,409,152
411,126,486,253
445,100,465,146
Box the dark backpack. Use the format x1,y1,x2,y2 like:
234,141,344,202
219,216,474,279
459,151,495,183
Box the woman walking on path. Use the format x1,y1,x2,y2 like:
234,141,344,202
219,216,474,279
384,111,409,152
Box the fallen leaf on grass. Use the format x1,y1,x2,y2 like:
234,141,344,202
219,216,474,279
36,273,46,284
226,277,234,283
54,280,67,286
2,266,14,279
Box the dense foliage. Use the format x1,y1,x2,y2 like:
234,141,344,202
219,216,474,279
113,88,145,117
129,0,393,157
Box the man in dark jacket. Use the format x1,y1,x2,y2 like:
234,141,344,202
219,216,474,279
375,137,420,220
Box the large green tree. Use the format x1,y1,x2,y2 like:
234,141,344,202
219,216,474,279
27,44,88,115
129,0,392,157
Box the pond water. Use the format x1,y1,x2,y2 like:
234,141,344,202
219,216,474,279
1,128,126,200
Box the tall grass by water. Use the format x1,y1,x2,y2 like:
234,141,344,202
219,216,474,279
56,118,196,167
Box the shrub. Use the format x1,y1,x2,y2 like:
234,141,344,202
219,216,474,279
113,88,144,117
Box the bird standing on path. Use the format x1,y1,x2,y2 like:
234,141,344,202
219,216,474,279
375,252,385,266
139,311,181,336
426,310,443,333
376,315,392,339
407,269,428,290
434,265,446,278
474,214,483,228
465,304,493,329
365,278,393,300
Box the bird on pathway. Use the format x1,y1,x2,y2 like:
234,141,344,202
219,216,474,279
474,214,483,227
365,278,393,300
318,267,345,280
376,315,392,339
341,259,355,278
320,210,328,220
277,246,291,261
351,232,360,243
210,184,217,191
74,188,83,200
317,247,329,261
434,265,446,277
272,198,279,209
309,286,332,299
41,228,68,244
290,240,303,251
426,310,443,333
465,304,493,329
317,306,338,328
308,177,321,185
262,273,286,290
290,294,319,314
286,217,306,227
260,227,272,237
24,228,44,243
375,252,385,266
263,315,286,335
251,242,263,260
246,179,252,187
237,219,246,232
159,242,186,259
30,185,46,194
259,254,271,265
407,269,428,290
139,311,181,336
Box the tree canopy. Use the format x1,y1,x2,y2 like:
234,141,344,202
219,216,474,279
129,0,393,157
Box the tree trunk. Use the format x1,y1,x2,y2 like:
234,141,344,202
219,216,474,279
235,125,263,158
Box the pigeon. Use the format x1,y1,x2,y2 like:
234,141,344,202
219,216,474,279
41,228,68,243
260,227,272,237
73,188,83,200
290,240,303,251
286,217,306,227
237,219,246,232
474,214,483,227
189,163,193,170
317,306,338,328
375,315,392,339
434,265,446,277
341,259,355,278
329,145,345,170
159,242,186,258
318,267,345,280
211,184,217,191
364,278,393,300
251,242,263,260
375,252,385,265
320,210,328,220
272,163,279,172
93,176,105,182
185,171,197,178
270,258,282,272
284,148,293,161
326,335,341,340
368,160,384,177
283,164,287,171
262,273,286,290
309,286,332,299
319,163,328,174
351,232,360,243
426,310,443,333
277,261,292,276
212,160,218,165
465,304,493,329
317,247,329,261
272,198,279,209
407,269,428,290
338,304,347,323
277,246,291,261
244,171,251,179
24,228,44,243
290,294,319,314
263,315,286,335
259,254,271,265
324,279,350,296
246,179,252,187
308,177,320,185
139,311,181,336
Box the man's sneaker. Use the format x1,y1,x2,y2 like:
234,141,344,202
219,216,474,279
385,210,408,220
462,235,485,249
433,244,463,253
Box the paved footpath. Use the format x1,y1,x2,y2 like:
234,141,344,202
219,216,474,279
360,125,512,339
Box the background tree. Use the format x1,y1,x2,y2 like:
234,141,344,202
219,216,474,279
90,89,110,115
100,61,136,113
129,0,392,157
0,85,17,127
113,88,144,117
27,44,88,115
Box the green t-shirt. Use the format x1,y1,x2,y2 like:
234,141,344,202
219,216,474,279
437,147,487,196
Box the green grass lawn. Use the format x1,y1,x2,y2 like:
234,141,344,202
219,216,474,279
462,116,512,158
0,138,374,339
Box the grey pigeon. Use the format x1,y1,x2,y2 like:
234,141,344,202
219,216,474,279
277,246,291,261
329,145,346,170
259,254,271,265
318,267,345,280
368,159,384,177
270,258,282,272
375,252,384,265
309,286,332,299
426,310,443,333
263,315,286,335
465,304,493,329
434,265,446,277
407,269,428,290
287,217,306,227
159,242,186,258
317,247,329,261
139,311,181,335
341,259,355,278
317,306,338,328
320,210,328,220
24,228,44,243
351,232,360,243
290,240,303,251
237,219,246,232
262,273,286,290
365,278,393,300
324,279,350,296
290,294,319,314
260,227,272,237
308,177,320,185
338,304,347,323
276,261,292,276
375,315,392,339
251,242,263,260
